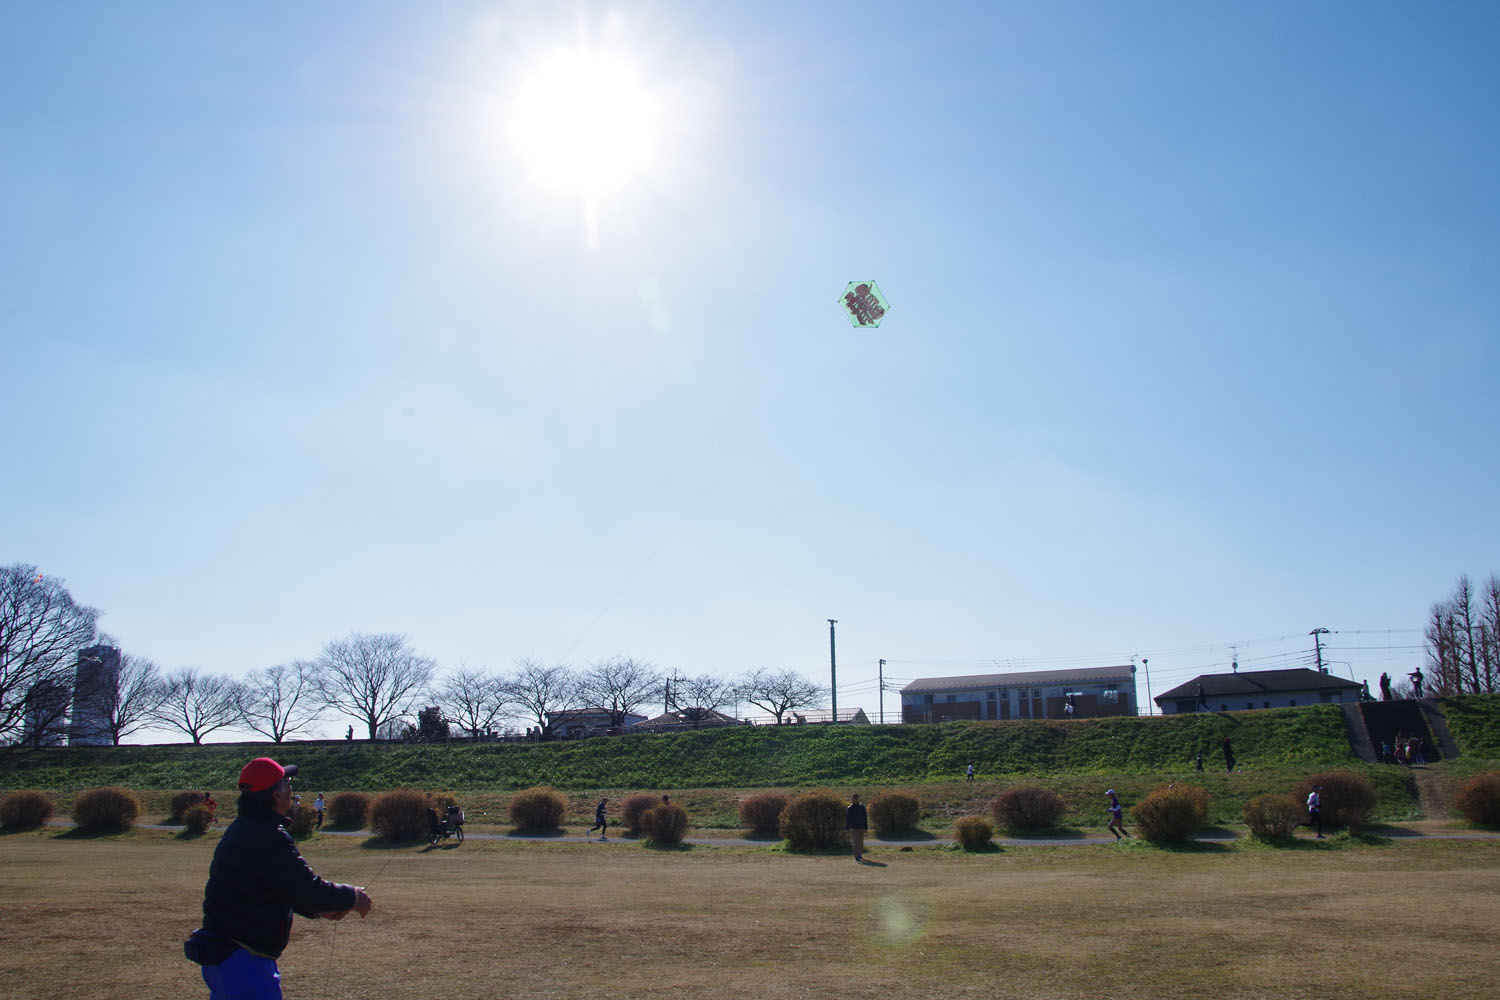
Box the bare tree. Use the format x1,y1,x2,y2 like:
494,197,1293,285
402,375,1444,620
671,673,736,722
740,667,826,724
501,658,577,731
75,648,168,745
578,655,660,727
1481,575,1500,694
1424,574,1500,696
316,632,435,740
239,660,322,743
0,564,99,752
156,668,243,744
436,663,510,738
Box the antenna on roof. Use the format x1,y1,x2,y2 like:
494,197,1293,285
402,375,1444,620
1231,646,1238,673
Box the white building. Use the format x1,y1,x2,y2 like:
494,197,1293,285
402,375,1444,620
900,665,1139,722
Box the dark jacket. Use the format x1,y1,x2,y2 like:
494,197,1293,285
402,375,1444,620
201,797,356,958
846,803,868,830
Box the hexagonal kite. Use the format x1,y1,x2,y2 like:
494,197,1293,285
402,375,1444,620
837,280,889,328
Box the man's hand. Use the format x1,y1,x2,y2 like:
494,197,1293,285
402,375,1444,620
319,909,347,921
352,887,373,917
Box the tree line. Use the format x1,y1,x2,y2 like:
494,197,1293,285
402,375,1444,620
1423,573,1500,697
0,563,828,752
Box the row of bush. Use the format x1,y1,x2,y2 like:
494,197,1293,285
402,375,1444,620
9,771,1500,845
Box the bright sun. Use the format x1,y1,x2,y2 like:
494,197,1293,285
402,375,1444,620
508,48,660,195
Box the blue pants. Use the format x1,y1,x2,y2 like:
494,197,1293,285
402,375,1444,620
202,948,282,1000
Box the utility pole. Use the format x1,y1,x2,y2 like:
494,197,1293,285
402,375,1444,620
878,658,886,725
1141,657,1151,716
828,619,838,723
1310,628,1330,673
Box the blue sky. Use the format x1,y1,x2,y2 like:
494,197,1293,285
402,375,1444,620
3,1,1496,736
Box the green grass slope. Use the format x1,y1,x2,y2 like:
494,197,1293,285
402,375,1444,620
1,704,1358,793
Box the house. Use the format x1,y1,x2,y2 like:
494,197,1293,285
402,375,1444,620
631,708,748,732
1154,668,1360,714
899,665,1138,722
544,707,648,738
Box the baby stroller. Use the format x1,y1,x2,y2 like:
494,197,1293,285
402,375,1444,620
428,804,464,845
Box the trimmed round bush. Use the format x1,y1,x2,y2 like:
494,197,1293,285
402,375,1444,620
622,794,662,835
72,787,141,831
169,791,206,824
1131,784,1210,844
182,803,214,835
369,788,430,840
739,792,788,836
428,791,458,813
286,803,318,838
1455,772,1500,828
641,803,689,845
508,786,567,832
328,792,369,829
868,791,922,836
992,785,1067,833
1293,771,1377,833
1242,793,1304,841
954,815,994,851
779,790,848,849
0,790,54,829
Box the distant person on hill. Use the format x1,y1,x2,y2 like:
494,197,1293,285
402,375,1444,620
345,725,354,740
1105,789,1129,840
1194,752,1204,772
589,797,609,840
1379,672,1392,701
1222,737,1236,773
1065,693,1077,718
188,757,371,1000
1409,668,1424,699
313,793,325,829
1195,684,1209,712
966,763,975,782
202,792,217,826
1306,785,1323,839
846,793,869,862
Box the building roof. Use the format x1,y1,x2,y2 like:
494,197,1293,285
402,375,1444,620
900,665,1136,694
1155,668,1360,703
633,708,744,730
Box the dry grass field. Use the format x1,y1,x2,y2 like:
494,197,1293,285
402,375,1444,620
2,829,1498,1000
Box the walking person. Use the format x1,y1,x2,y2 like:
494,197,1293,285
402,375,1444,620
187,757,372,1000
1065,693,1077,718
965,763,975,782
1195,684,1209,712
846,793,869,862
1379,672,1392,701
588,797,609,840
1409,667,1424,699
1307,784,1324,839
1222,736,1236,773
313,793,325,830
1106,789,1129,840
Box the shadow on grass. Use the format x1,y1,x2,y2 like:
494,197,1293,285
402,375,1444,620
948,841,1004,854
739,831,782,843
996,826,1087,840
55,825,133,840
641,841,696,853
358,836,427,850
174,828,211,841
506,828,567,839
1116,837,1233,854
0,825,52,837
419,841,463,853
1239,830,1392,850
875,829,938,842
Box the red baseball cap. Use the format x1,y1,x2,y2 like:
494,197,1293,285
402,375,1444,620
238,757,299,793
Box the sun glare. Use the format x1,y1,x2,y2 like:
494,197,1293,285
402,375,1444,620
508,48,660,194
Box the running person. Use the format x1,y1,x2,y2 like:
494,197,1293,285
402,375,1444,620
1307,785,1323,839
1106,789,1129,840
588,797,609,840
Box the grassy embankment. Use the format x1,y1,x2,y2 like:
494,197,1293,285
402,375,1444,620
6,700,1496,831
